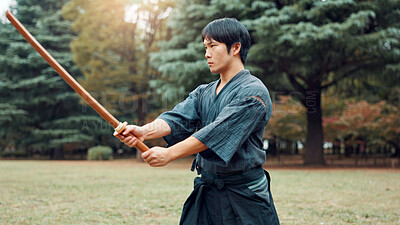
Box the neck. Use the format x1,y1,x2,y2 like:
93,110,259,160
219,62,244,85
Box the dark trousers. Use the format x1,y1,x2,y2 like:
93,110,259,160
180,166,280,225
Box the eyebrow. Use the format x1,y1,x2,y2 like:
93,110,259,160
204,40,217,46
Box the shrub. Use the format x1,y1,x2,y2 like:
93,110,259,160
0,151,27,158
87,146,113,160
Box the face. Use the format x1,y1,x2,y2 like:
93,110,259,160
203,38,235,74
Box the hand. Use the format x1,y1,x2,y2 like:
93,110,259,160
141,147,173,167
113,122,146,148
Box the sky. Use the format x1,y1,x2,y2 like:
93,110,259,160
0,0,15,22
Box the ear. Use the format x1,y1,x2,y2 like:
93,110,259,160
231,42,241,56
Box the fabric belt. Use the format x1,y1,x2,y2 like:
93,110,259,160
200,166,271,191
180,164,277,225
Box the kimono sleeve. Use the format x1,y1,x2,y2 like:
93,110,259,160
192,96,270,166
157,86,203,146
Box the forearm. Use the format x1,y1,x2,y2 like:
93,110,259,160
142,118,171,140
141,135,208,167
169,136,208,161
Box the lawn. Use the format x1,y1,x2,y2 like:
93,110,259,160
0,160,399,224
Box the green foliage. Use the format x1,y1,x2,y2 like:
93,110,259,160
152,0,400,165
0,150,27,158
151,0,269,104
87,145,113,160
1,0,398,161
63,0,174,124
0,0,99,158
247,0,400,95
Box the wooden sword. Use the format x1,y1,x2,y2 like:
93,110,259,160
6,10,149,152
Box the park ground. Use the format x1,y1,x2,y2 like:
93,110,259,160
0,159,399,225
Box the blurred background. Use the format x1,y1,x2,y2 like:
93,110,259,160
0,0,399,166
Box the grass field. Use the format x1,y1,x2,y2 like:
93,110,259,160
0,160,399,225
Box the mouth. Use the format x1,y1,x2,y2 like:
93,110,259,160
207,62,213,66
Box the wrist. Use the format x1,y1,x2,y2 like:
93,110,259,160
140,125,150,140
167,146,179,162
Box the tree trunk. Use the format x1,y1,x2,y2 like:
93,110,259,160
52,147,64,160
268,136,277,156
303,88,326,165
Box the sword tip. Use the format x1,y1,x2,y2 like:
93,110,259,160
5,10,12,19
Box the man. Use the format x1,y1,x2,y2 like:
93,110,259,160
114,18,280,225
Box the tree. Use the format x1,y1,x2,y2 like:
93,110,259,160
63,0,174,159
0,0,95,159
152,0,399,165
62,0,135,118
324,99,400,156
63,0,174,121
264,96,306,155
150,0,269,103
266,96,306,140
247,0,400,165
378,104,400,157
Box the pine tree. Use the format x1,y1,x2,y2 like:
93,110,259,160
0,0,99,159
150,0,268,103
152,0,400,165
247,0,400,165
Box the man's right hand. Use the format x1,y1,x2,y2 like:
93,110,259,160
113,122,146,148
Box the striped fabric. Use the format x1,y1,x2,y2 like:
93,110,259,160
158,69,280,224
158,69,273,175
248,173,270,204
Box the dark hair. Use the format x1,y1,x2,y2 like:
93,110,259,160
202,18,251,64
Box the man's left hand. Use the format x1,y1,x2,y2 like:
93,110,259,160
141,147,173,167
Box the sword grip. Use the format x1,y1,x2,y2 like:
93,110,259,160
132,135,150,152
114,122,149,152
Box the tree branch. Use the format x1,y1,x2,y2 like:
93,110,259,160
328,56,383,73
285,73,307,104
321,66,361,90
279,58,309,83
322,59,385,90
312,55,330,85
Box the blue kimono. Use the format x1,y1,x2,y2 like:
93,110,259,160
158,70,280,225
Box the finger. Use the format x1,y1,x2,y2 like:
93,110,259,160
115,136,125,143
141,150,151,160
122,123,130,136
122,129,129,136
148,158,158,167
126,138,137,148
114,132,124,140
123,136,132,144
150,160,164,167
117,134,126,140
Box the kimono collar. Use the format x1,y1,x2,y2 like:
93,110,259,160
214,69,250,96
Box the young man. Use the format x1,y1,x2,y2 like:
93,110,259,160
115,18,280,225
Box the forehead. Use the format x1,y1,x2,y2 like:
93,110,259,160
203,38,220,45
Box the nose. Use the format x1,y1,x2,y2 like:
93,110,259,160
205,49,211,58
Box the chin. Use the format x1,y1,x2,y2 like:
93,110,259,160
209,68,219,74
